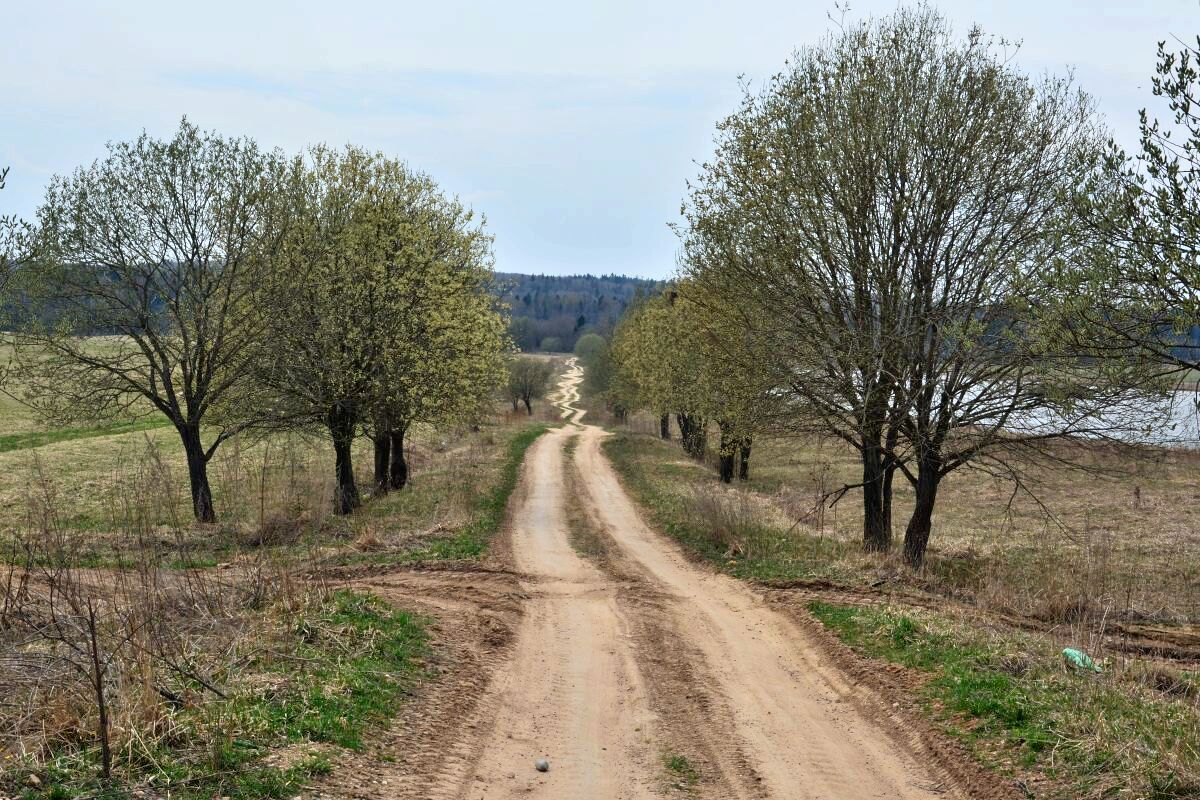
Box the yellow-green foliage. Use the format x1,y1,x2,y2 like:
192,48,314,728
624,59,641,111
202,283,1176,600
609,284,775,440
258,145,507,431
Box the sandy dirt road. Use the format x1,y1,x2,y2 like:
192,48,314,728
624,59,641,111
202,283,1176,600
320,360,1006,800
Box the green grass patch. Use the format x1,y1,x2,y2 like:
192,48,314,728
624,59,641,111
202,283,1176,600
396,423,548,561
0,418,172,453
7,590,428,800
807,601,1200,798
663,752,700,788
602,432,857,584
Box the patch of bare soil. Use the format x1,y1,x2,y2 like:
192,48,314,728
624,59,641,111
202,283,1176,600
303,565,526,799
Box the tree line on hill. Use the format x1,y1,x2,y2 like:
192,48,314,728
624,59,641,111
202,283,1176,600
497,272,661,353
596,7,1200,570
0,121,507,521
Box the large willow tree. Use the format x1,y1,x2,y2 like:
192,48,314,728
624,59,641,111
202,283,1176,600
258,146,506,514
679,7,1149,566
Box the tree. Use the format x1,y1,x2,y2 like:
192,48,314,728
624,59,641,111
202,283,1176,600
259,145,506,512
506,357,553,414
0,166,32,302
573,332,606,363
1053,36,1200,379
680,280,778,483
367,244,507,494
611,292,711,457
13,120,286,522
610,285,774,479
574,333,615,400
680,7,1149,565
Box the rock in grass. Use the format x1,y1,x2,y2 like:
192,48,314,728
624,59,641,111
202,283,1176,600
535,758,550,772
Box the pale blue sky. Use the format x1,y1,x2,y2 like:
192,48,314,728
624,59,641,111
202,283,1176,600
2,1,1197,278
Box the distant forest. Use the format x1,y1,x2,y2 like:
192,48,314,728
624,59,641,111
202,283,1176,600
495,272,663,352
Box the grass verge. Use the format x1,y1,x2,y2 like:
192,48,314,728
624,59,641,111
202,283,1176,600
808,602,1200,799
379,423,548,562
6,590,427,800
602,432,860,584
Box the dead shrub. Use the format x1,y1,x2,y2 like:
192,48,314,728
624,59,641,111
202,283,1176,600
1034,592,1096,624
240,514,308,548
352,524,387,552
681,485,781,559
0,453,315,786
1129,661,1200,701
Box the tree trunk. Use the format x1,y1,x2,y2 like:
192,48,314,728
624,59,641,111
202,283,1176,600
882,461,896,534
373,434,391,496
903,457,941,569
86,600,112,782
523,396,533,414
179,423,216,523
718,453,734,483
511,398,519,412
388,424,408,491
861,440,891,553
327,403,360,515
659,414,671,439
882,423,899,534
677,413,708,460
717,421,735,483
738,438,752,481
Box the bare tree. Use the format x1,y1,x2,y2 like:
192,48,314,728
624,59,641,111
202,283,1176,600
12,120,287,522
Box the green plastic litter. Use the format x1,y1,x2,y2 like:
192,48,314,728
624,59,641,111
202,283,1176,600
1063,647,1102,673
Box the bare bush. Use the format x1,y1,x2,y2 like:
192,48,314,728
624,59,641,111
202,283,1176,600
0,449,320,786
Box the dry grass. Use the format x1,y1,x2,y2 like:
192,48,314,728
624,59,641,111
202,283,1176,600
0,483,315,782
0,393,554,795
651,420,1200,624
605,416,1200,797
606,414,1200,634
0,417,538,569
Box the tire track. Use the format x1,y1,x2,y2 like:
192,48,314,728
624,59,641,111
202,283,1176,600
572,420,991,799
316,359,1010,799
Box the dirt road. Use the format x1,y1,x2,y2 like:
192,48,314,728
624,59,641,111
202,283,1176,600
323,360,1003,799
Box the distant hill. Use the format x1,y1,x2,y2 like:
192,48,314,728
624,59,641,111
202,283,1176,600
494,272,663,353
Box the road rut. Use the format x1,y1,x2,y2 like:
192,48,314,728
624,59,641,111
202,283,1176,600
347,359,1002,800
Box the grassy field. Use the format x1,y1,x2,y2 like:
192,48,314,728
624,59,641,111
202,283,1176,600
605,422,1200,624
603,419,1200,798
0,415,549,566
0,345,559,797
6,590,428,800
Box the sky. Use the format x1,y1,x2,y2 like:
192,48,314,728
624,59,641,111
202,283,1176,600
2,1,1198,279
